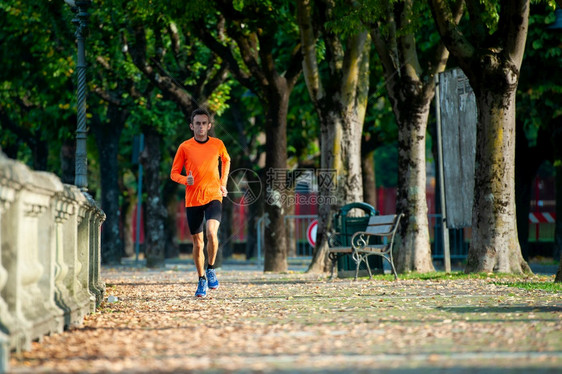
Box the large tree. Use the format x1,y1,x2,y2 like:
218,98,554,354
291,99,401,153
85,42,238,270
191,0,303,272
119,1,232,267
430,0,532,273
297,0,371,272
368,0,463,272
88,5,144,265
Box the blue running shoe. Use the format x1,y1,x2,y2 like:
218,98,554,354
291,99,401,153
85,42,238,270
195,278,207,297
206,268,219,290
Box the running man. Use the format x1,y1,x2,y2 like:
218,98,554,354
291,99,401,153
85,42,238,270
170,108,231,297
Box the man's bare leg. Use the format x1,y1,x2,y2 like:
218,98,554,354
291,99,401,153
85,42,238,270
192,232,205,277
206,219,220,266
205,219,221,289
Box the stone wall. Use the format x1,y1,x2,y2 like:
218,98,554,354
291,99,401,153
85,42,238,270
0,152,105,371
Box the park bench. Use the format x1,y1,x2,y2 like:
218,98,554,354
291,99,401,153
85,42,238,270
328,212,403,281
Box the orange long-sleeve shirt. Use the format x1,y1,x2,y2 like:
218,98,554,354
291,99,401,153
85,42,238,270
170,137,231,207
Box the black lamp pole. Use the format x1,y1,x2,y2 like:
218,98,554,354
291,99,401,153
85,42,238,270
66,0,91,191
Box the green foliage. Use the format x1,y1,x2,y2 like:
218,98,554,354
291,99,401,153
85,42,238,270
327,0,438,42
477,0,500,34
2,0,559,221
0,0,76,169
375,143,398,187
365,50,396,143
287,77,320,163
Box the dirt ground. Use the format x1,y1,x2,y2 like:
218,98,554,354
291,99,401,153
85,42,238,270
8,263,562,373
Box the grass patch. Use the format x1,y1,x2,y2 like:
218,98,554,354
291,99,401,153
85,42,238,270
360,271,532,281
495,281,562,293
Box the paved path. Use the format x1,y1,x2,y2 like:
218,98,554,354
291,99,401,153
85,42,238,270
9,262,562,373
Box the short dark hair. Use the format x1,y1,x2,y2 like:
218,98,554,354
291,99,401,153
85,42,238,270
190,108,212,124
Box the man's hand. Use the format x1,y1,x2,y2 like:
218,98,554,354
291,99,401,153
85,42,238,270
220,185,228,197
187,171,194,186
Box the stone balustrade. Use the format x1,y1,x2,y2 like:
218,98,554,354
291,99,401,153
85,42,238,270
0,152,105,371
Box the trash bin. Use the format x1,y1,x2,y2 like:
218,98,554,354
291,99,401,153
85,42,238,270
333,202,383,277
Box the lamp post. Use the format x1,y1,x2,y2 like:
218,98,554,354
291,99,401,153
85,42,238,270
65,0,91,191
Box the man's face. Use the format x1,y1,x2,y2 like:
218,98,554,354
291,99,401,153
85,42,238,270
190,114,212,138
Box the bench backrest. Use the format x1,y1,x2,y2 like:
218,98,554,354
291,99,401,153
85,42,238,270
365,214,401,235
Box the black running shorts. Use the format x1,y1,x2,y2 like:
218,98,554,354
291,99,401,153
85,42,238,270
185,200,222,235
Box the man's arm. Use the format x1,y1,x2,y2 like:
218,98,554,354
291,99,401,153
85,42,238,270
220,146,231,196
170,145,187,185
221,159,231,186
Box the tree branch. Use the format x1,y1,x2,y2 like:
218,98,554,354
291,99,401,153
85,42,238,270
192,18,253,88
201,62,230,100
297,0,324,102
93,87,123,107
341,31,369,110
499,0,530,67
318,0,344,75
429,0,474,61
465,0,488,46
397,0,422,81
285,43,303,89
370,2,400,97
426,0,465,93
128,24,198,112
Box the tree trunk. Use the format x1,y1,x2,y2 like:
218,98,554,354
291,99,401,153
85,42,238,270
394,101,434,273
140,128,167,268
369,0,458,273
361,149,377,209
91,106,127,265
263,93,289,272
302,20,370,273
430,0,531,274
286,198,297,258
163,178,180,259
308,108,365,273
465,88,530,273
189,3,302,272
307,114,338,273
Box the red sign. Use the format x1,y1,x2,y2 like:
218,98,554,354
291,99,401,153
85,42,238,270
307,219,318,247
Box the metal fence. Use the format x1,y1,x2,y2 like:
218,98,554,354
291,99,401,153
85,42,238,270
260,213,555,263
282,214,472,261
429,214,470,260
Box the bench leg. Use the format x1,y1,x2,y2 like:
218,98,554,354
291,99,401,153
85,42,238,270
364,255,373,279
357,255,373,279
385,252,399,281
328,253,337,280
354,254,373,281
